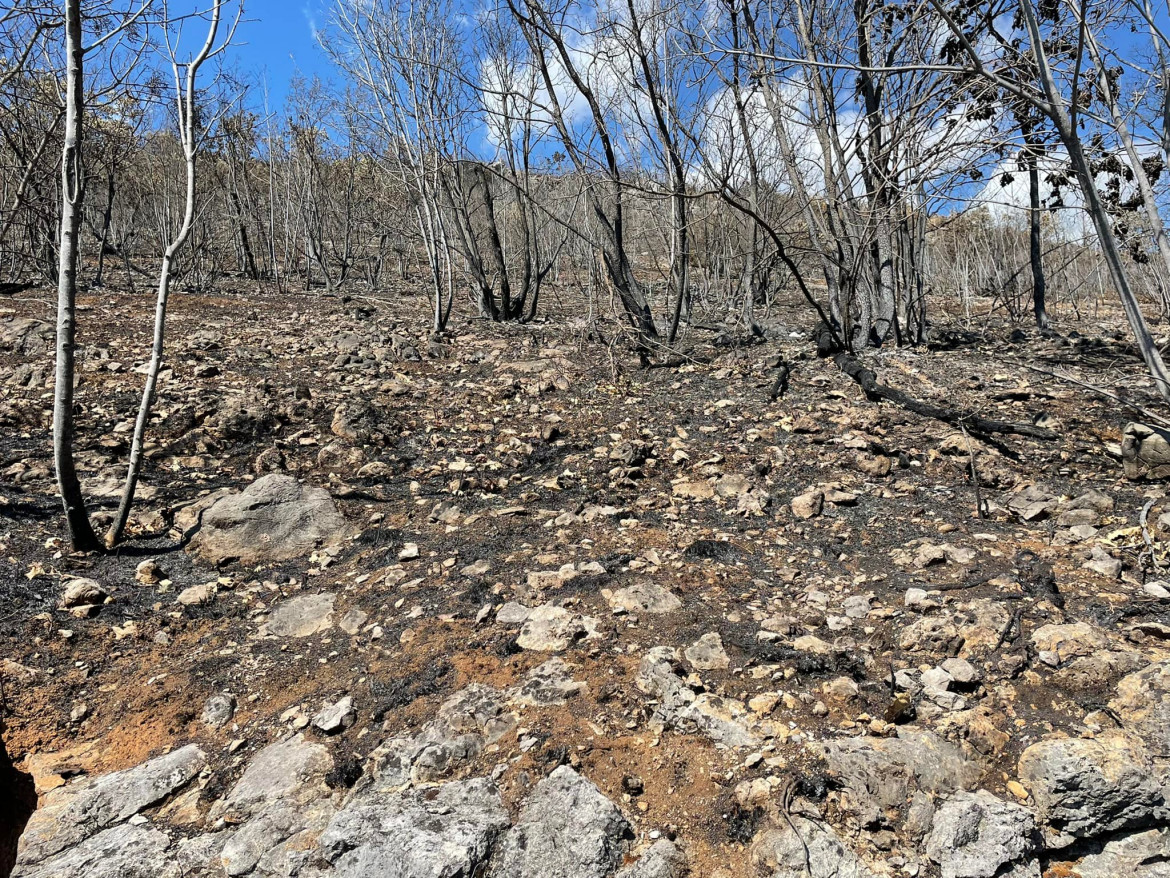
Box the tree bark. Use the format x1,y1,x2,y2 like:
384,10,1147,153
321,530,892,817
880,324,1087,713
53,0,101,552
106,2,223,547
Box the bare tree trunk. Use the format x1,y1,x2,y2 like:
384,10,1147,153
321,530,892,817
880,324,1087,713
229,188,258,280
53,0,100,552
107,1,226,547
1018,0,1170,401
94,167,115,287
1025,136,1049,329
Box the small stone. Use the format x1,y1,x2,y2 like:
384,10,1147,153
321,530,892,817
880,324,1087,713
1143,581,1170,599
941,657,980,685
793,634,831,655
856,454,892,477
496,602,531,625
905,587,931,608
684,633,730,671
605,581,682,615
749,693,780,714
822,676,859,700
312,696,356,735
790,489,824,519
177,582,216,607
842,595,871,619
59,578,107,610
921,666,954,695
398,543,420,560
202,694,236,729
1084,546,1122,578
338,608,368,635
135,560,163,585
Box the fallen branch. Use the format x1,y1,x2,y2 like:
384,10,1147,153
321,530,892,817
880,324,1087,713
834,353,1058,441
1020,364,1170,430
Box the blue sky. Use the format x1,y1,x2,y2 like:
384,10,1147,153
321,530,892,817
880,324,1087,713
232,0,335,111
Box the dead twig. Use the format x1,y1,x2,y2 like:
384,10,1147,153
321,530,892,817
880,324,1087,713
960,426,987,519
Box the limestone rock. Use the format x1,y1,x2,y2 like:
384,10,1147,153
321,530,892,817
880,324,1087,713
202,694,235,729
751,816,877,878
821,728,983,828
1031,622,1112,669
1111,661,1170,757
673,480,714,501
616,840,687,878
636,647,759,748
16,744,205,868
219,801,333,877
176,582,216,607
1018,731,1164,838
1123,422,1170,480
516,604,602,651
926,790,1038,878
192,474,348,564
213,734,332,820
493,765,629,878
330,398,387,444
1069,827,1170,878
260,592,336,638
791,489,824,519
312,696,356,735
0,317,54,355
318,776,507,877
58,578,107,610
496,602,531,625
1084,546,1122,578
509,657,587,706
14,824,179,878
604,581,682,615
684,632,730,671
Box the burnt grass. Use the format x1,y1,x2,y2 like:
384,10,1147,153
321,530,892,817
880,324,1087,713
2,279,1169,871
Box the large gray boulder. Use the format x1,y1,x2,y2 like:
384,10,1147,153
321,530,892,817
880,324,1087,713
636,647,759,748
0,317,53,355
1122,423,1170,480
317,776,508,877
493,765,630,878
15,744,205,868
1018,731,1164,838
1070,828,1170,878
14,825,180,878
925,790,1038,878
1111,661,1170,757
750,817,877,878
192,474,349,564
616,840,687,878
219,801,336,877
211,734,332,821
820,728,984,828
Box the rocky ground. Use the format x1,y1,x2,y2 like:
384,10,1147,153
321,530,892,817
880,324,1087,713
3,283,1170,878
